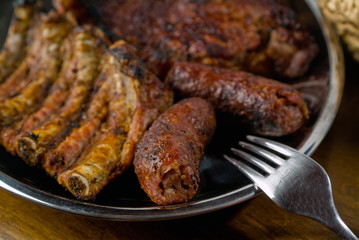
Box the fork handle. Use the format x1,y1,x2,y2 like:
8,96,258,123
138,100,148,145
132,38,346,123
327,214,358,240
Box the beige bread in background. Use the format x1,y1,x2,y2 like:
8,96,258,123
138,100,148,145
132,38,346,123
318,0,359,61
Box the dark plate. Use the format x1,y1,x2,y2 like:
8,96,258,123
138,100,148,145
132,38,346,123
0,0,344,220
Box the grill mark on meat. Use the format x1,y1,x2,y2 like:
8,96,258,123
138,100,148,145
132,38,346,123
16,25,106,166
166,62,309,136
134,97,216,205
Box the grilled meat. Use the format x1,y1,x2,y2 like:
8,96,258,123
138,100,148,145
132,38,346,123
134,97,216,205
0,6,41,101
16,25,106,166
0,11,73,127
57,41,173,200
166,62,309,136
43,50,113,177
84,0,318,79
0,2,37,83
0,23,74,155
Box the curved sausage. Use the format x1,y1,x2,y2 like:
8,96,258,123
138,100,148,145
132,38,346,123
134,97,216,205
165,62,309,137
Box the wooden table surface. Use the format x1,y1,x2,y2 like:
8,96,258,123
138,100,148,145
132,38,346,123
0,52,358,240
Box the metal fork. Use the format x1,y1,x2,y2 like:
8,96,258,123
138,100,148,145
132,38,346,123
224,135,358,240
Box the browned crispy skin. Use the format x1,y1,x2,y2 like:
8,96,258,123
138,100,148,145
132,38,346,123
166,62,309,137
88,0,318,79
16,25,106,166
0,3,36,83
134,97,216,206
57,40,173,200
0,12,73,127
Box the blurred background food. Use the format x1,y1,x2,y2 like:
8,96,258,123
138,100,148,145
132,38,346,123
318,0,359,61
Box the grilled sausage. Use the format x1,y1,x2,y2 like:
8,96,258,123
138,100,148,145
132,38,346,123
134,97,216,205
166,62,309,137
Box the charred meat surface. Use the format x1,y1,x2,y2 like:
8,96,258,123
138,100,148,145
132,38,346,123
134,97,216,205
166,62,309,136
57,41,173,200
88,0,318,78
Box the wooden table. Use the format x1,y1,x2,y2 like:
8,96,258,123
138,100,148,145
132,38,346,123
0,53,358,240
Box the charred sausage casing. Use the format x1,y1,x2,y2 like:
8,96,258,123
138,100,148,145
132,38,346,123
134,97,216,206
165,62,309,137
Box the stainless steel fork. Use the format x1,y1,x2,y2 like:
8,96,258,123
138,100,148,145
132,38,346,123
224,135,358,240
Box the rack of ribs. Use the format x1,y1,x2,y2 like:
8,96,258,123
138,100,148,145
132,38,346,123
16,25,108,166
0,2,173,201
57,41,173,200
0,10,73,127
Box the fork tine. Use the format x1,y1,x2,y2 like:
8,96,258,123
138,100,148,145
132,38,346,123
223,154,265,182
247,135,297,157
238,141,286,166
231,147,275,174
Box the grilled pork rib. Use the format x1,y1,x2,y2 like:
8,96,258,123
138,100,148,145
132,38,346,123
0,2,37,83
0,24,80,155
82,0,318,79
0,6,41,101
17,25,107,166
57,41,173,200
43,47,113,177
0,11,73,127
